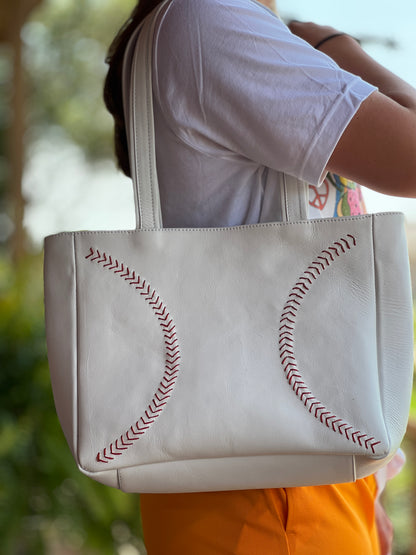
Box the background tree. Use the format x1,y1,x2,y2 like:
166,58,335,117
0,1,149,553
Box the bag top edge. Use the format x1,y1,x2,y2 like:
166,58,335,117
43,212,405,242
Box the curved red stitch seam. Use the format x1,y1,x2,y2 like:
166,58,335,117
347,234,357,246
278,235,381,454
85,247,181,464
282,310,297,318
311,260,326,271
322,249,334,261
280,316,295,324
295,282,309,291
340,238,351,250
90,250,102,262
317,256,330,267
304,270,317,280
280,347,294,356
291,288,304,297
334,241,345,253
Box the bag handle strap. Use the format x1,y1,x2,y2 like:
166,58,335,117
122,2,168,230
281,174,309,221
122,0,309,230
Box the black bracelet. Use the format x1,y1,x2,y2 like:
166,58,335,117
314,33,347,50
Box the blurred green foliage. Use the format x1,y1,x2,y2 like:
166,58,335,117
381,312,416,555
1,0,150,550
0,44,12,241
0,253,145,554
384,439,416,555
1,0,137,250
24,0,135,162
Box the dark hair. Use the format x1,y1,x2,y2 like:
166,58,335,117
103,0,164,177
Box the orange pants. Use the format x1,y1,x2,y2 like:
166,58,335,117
141,476,380,554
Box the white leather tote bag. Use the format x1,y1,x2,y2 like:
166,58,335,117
44,1,414,493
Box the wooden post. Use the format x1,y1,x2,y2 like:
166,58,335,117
8,3,26,262
1,0,43,262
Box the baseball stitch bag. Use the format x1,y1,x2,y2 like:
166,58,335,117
44,0,414,493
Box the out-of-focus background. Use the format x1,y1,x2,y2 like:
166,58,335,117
1,0,415,553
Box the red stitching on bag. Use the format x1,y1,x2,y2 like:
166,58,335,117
125,270,136,282
334,241,345,253
278,235,382,454
299,390,312,402
282,310,297,319
115,439,128,451
322,249,334,262
317,256,330,267
120,436,133,447
85,248,181,464
279,335,292,344
364,437,381,453
280,345,294,354
340,238,351,250
291,288,303,296
312,260,326,271
347,234,357,246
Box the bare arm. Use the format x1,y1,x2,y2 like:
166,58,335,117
289,22,416,197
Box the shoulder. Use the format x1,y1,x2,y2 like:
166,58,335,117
157,0,287,43
154,0,301,86
163,0,274,17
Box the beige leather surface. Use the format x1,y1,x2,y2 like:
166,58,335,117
44,213,414,492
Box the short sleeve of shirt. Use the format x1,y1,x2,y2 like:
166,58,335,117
154,0,376,186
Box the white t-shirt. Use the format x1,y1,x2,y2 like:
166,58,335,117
151,0,376,227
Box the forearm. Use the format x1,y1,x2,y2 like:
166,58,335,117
287,22,416,195
319,34,416,111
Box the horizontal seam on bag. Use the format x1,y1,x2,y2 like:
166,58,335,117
44,213,404,239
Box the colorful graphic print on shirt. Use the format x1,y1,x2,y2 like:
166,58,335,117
308,173,366,219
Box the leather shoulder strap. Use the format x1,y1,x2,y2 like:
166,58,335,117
122,1,169,230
